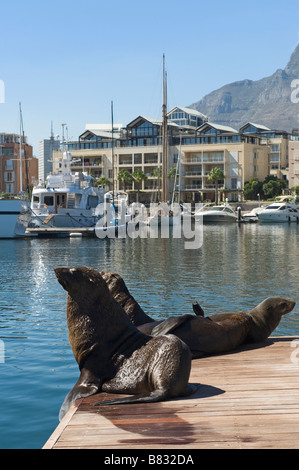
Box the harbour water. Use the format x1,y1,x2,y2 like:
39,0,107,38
0,222,299,449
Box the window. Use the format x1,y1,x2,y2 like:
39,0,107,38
4,171,14,182
44,196,54,206
6,160,13,170
87,195,99,208
231,178,237,189
6,183,14,193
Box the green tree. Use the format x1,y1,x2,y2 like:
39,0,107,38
207,167,224,204
132,169,147,202
95,175,112,189
243,177,264,200
263,177,288,199
117,169,133,191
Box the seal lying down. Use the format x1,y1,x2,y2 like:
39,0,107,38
101,272,296,357
55,266,197,421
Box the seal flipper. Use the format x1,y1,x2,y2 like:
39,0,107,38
93,383,198,406
151,314,195,337
59,370,101,421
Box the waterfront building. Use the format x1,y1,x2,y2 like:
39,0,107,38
50,109,295,203
240,123,289,181
0,132,38,195
180,122,269,202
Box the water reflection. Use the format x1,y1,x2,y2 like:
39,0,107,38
0,223,298,448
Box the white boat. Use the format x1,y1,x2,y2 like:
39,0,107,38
195,203,238,223
29,150,104,230
0,198,32,238
257,198,299,223
242,206,266,222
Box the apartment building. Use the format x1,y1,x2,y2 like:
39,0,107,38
50,108,296,203
180,122,269,202
0,133,38,195
240,123,289,180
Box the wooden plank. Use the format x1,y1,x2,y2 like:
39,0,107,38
43,337,299,449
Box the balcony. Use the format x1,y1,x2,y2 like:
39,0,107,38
119,159,132,166
182,184,225,191
184,171,202,177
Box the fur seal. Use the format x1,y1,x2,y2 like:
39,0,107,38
209,297,296,343
101,271,252,358
101,272,295,354
55,266,197,421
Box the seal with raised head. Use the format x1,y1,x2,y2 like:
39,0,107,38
55,266,197,421
102,272,296,354
209,297,296,343
101,271,253,358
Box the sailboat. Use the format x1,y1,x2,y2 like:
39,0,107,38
0,103,32,238
147,54,182,227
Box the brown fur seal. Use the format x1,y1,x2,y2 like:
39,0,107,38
101,272,296,353
54,266,197,421
209,297,296,343
99,271,154,326
101,271,252,358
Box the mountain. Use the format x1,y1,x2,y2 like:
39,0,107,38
189,44,299,132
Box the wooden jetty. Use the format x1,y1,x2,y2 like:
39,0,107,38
43,337,299,449
26,227,95,237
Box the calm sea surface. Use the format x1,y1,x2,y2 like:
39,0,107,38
0,223,299,448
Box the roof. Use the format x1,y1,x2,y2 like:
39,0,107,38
167,106,208,120
197,122,239,134
79,129,122,140
240,122,271,132
126,116,162,128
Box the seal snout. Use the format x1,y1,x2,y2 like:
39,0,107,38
54,267,77,291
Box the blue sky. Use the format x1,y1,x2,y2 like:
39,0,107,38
1,0,299,154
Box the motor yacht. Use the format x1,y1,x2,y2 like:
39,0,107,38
28,150,104,230
257,198,299,223
195,203,238,223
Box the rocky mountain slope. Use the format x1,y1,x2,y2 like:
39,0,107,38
189,44,299,132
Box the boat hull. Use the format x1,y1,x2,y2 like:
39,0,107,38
0,200,31,238
29,211,100,229
201,214,237,223
258,214,299,223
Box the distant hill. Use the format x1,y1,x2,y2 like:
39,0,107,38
189,44,299,132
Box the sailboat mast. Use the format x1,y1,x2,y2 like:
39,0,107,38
111,100,115,203
162,54,168,202
19,102,23,193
